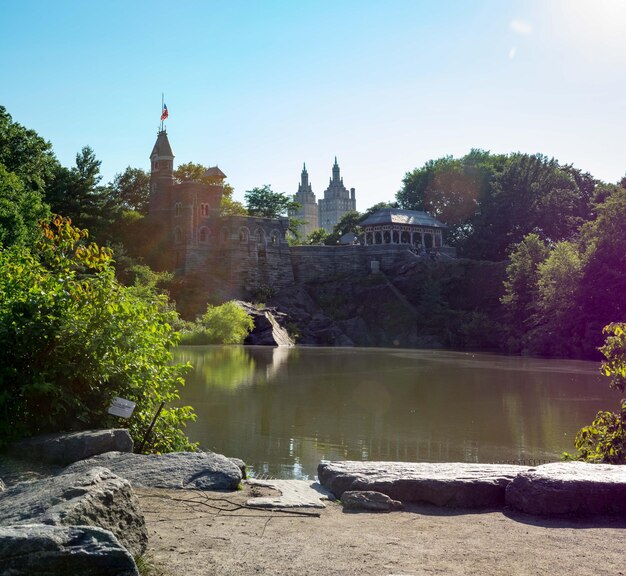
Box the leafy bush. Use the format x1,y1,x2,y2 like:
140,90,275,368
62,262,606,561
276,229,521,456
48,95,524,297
0,216,196,452
568,323,626,463
178,301,254,345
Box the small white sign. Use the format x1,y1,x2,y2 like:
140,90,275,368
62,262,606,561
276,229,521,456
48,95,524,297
108,397,136,419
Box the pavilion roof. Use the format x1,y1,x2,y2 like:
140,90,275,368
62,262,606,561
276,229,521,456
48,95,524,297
360,208,447,228
204,166,227,179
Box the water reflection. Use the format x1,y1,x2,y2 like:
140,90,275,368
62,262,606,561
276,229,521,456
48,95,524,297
174,346,619,480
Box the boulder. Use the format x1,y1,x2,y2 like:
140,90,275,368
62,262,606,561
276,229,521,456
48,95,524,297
229,457,247,480
0,524,138,576
65,450,242,490
0,478,4,492
318,461,529,508
506,461,626,515
341,491,403,512
0,466,147,557
8,429,133,466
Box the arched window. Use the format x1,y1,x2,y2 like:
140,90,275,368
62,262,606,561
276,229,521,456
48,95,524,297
239,227,250,243
200,203,210,217
254,228,265,243
199,227,210,243
220,227,229,243
173,227,182,244
270,230,280,245
174,202,182,217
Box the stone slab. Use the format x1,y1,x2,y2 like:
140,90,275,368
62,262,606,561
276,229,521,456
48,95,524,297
0,466,147,557
246,479,333,508
8,429,133,466
506,461,626,515
0,524,138,576
64,450,242,490
318,461,529,508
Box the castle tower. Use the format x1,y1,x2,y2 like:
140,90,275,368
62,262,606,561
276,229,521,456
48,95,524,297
318,157,357,232
148,130,175,217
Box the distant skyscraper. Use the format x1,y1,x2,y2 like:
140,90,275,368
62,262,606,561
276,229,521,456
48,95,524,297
291,163,319,238
318,157,356,232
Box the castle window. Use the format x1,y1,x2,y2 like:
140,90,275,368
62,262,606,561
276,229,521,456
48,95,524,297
220,227,229,243
153,161,159,170
239,227,250,243
270,230,280,245
200,203,210,217
254,228,265,243
173,226,182,244
175,202,182,217
199,227,210,243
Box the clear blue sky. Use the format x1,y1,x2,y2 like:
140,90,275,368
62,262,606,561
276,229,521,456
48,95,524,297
1,0,625,209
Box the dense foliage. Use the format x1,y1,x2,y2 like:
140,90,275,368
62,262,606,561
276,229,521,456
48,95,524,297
502,185,626,358
568,324,626,463
0,217,196,452
397,150,594,261
245,185,298,218
178,301,254,345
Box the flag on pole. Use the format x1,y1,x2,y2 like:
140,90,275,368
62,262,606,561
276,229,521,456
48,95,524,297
160,103,168,121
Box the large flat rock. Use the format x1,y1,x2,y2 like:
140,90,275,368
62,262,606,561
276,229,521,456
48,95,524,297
506,461,626,515
0,466,147,557
8,429,133,466
0,524,138,576
65,450,242,490
318,461,529,508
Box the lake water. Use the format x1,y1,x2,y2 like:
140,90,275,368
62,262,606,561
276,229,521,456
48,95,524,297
173,346,619,480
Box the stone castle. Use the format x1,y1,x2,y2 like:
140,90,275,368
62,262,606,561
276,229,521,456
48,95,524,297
291,159,357,237
147,130,453,305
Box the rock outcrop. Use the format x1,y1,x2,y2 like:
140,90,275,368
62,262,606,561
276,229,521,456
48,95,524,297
238,301,295,346
0,466,148,557
8,429,133,466
65,451,243,490
0,524,138,576
341,490,403,512
506,461,626,515
318,461,528,508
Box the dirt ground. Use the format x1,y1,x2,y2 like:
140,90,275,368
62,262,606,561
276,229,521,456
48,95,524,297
137,484,626,576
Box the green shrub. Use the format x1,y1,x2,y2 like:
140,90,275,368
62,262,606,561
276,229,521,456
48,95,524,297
179,301,254,345
0,216,196,452
567,323,626,463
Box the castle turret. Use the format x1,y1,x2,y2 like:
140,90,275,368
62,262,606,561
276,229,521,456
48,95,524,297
148,130,175,216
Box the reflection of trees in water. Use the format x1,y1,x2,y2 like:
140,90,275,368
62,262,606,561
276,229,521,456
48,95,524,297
176,348,615,478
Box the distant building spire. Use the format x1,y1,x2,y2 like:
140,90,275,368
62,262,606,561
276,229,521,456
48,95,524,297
332,156,340,182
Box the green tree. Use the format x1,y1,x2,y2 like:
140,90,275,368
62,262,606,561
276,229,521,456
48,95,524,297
324,210,363,245
306,228,329,245
362,201,398,218
574,186,626,356
0,216,195,452
0,163,49,247
109,166,150,214
466,153,589,260
0,106,58,195
244,185,298,218
527,241,583,356
46,146,116,242
569,323,626,463
501,233,549,351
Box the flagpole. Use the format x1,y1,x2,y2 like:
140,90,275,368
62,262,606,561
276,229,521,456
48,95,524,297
161,93,164,132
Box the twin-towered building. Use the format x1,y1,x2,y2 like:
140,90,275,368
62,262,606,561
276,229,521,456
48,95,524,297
291,159,357,237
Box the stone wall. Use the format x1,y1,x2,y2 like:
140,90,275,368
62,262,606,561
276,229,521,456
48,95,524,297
290,244,414,283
